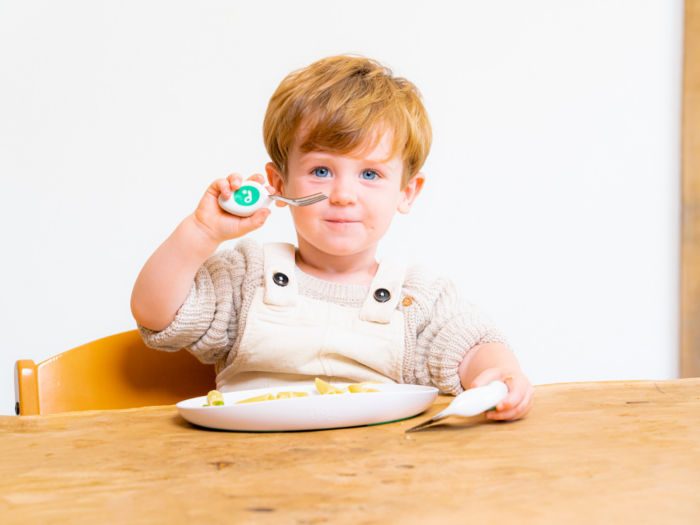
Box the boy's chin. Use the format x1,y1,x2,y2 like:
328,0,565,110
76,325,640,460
305,237,374,258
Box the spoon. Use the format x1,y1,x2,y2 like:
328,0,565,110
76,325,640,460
218,180,328,217
406,381,509,432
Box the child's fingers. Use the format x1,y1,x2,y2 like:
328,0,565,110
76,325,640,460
496,378,529,410
488,388,534,421
246,173,266,186
487,401,524,421
505,390,534,420
223,173,274,196
504,389,533,419
233,208,271,236
212,178,233,199
226,173,243,193
496,386,525,412
496,387,534,420
470,368,503,389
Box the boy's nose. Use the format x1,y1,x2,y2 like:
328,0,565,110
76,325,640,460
328,180,356,206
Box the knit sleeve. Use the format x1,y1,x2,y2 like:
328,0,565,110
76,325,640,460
137,241,255,364
403,267,510,395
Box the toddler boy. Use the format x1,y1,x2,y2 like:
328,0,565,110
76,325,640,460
131,55,533,421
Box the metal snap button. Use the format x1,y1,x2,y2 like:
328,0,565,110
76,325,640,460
402,296,413,306
272,272,289,287
373,288,391,303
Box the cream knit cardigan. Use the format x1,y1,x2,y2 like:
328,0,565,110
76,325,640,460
138,239,509,395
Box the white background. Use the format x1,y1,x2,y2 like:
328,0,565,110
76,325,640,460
0,1,683,415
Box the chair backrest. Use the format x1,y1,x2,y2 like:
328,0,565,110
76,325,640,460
14,330,216,415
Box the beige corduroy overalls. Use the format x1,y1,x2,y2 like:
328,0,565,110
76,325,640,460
216,243,408,392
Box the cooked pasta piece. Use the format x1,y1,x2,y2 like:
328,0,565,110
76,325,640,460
315,378,344,395
229,380,382,406
348,384,380,393
236,393,276,404
275,392,309,400
235,392,309,404
316,378,381,395
205,390,225,406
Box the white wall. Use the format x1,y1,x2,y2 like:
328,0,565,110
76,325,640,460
0,1,683,415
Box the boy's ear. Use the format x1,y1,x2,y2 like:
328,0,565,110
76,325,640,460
397,172,425,214
265,162,286,199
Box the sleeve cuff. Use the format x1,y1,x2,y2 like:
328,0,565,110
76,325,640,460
427,310,510,395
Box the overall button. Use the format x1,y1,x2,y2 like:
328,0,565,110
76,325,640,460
402,296,414,306
272,272,289,287
373,288,391,303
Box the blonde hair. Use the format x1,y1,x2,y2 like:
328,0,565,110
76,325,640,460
263,55,432,188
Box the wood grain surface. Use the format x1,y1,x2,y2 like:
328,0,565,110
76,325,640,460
1,379,699,525
682,0,700,377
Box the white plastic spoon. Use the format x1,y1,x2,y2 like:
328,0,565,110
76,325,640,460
406,381,509,432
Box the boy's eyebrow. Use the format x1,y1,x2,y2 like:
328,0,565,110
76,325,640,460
300,151,394,166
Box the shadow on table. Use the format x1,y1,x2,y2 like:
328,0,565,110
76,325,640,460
167,413,506,434
408,415,516,433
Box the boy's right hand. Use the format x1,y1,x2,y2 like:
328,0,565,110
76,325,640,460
191,173,275,244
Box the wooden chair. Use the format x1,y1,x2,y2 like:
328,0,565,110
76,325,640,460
14,330,216,415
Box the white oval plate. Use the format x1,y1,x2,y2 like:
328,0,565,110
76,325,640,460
176,383,438,432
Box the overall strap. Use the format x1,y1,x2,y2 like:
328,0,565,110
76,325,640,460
359,259,408,324
263,243,298,307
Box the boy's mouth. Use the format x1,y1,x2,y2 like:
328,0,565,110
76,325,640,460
324,219,362,229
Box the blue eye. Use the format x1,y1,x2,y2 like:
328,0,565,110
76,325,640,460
361,170,378,180
313,167,330,178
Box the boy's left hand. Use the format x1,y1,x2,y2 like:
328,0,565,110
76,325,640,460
470,369,534,421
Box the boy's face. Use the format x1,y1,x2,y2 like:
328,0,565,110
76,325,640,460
266,130,424,258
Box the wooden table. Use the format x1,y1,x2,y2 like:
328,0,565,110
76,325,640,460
2,379,699,525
